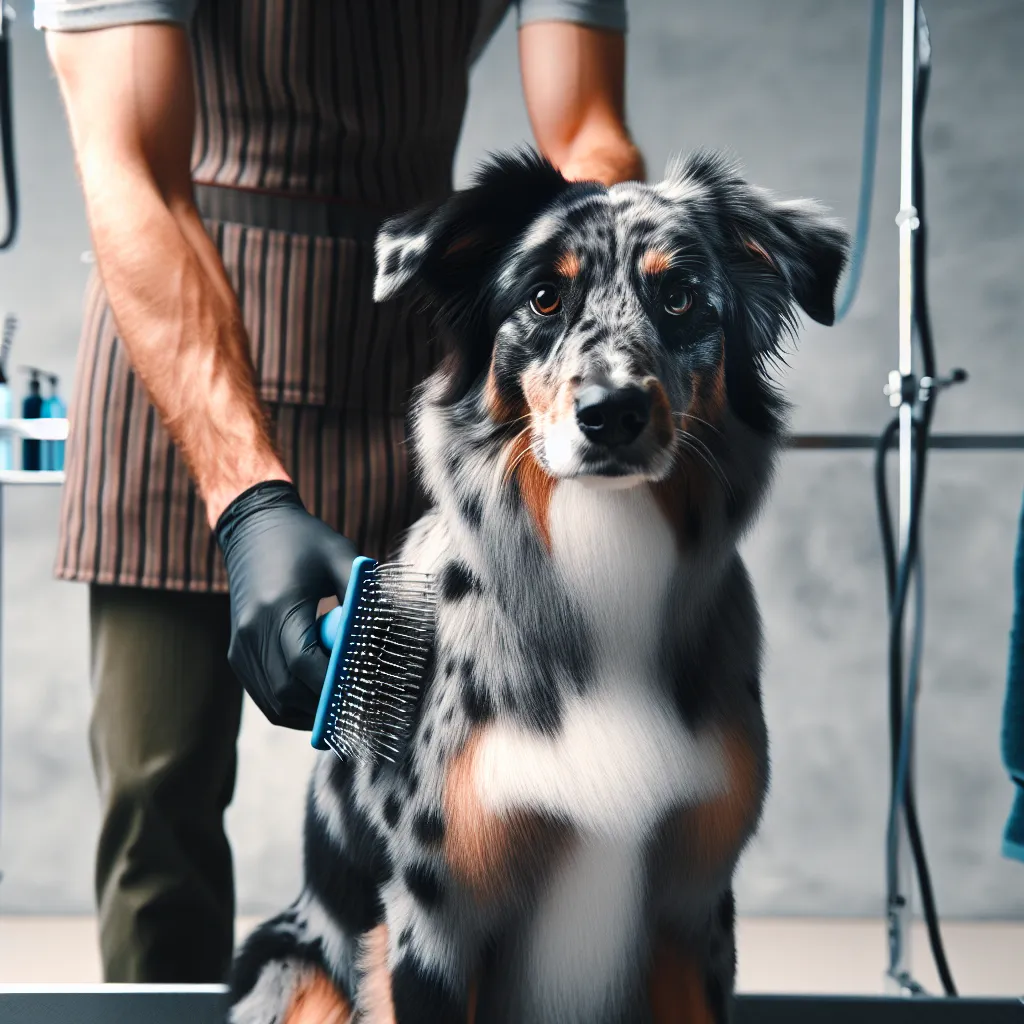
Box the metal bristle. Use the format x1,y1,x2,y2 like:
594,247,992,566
322,562,437,765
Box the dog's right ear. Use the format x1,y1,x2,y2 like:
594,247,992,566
373,149,573,310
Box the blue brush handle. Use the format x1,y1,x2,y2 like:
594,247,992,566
310,555,378,750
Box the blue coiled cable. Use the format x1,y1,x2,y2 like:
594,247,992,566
834,0,887,323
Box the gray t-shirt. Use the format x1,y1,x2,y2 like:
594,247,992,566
35,0,627,37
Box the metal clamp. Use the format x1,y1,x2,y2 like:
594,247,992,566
883,368,968,409
919,368,968,401
894,205,920,231
883,370,917,409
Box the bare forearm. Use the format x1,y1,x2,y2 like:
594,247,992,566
519,21,645,187
83,162,288,523
48,23,287,525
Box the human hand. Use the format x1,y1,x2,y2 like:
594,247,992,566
560,139,647,187
215,481,357,729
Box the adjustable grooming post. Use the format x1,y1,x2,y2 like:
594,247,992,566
885,0,923,995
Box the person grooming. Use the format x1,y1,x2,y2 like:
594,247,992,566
37,0,644,983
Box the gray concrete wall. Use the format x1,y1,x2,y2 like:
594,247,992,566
0,0,1022,925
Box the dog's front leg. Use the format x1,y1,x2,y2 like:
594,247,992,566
357,891,476,1024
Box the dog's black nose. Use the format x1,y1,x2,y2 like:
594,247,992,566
574,384,651,447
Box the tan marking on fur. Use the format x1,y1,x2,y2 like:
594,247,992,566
682,334,727,431
743,237,776,270
645,378,676,448
444,232,482,257
356,925,396,1024
654,337,727,548
483,360,525,425
501,367,561,549
549,379,577,426
283,969,352,1024
516,442,556,550
649,941,714,1024
444,731,569,900
520,365,554,417
554,250,581,279
640,248,675,276
690,730,761,868
651,469,699,552
667,730,762,874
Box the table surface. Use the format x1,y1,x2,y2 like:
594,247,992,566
0,990,1020,1024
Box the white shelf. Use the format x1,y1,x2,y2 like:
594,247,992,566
0,471,66,486
0,419,70,441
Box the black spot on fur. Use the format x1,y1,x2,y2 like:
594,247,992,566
717,889,736,934
461,659,493,723
398,927,412,949
422,724,433,745
686,504,703,546
460,493,483,529
405,863,445,909
707,971,730,1024
439,561,481,601
228,910,325,1004
391,957,466,1022
444,658,456,678
304,799,386,935
746,674,762,703
384,249,402,277
413,810,446,846
383,792,402,829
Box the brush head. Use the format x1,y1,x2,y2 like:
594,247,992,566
313,559,436,764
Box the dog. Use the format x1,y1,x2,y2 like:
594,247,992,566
228,149,849,1024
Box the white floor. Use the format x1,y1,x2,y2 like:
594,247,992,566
0,916,1021,996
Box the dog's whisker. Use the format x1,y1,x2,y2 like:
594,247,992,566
676,432,734,499
501,426,537,484
674,410,726,440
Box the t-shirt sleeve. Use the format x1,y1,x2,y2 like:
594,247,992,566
515,0,627,33
34,0,197,31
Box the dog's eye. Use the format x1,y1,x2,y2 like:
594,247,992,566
529,284,562,317
664,285,694,316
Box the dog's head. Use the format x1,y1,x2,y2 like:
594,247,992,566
376,149,847,489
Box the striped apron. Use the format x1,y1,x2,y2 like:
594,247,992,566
55,0,511,592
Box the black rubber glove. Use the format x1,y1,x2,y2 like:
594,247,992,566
215,480,357,729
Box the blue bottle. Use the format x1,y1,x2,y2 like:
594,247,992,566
43,374,66,471
0,315,14,471
21,368,43,471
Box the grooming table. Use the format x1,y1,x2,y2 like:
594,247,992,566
0,988,1021,1023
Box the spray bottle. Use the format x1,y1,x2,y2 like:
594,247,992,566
43,373,66,471
20,366,43,471
0,314,14,470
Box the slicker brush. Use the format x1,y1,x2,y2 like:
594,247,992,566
311,556,436,764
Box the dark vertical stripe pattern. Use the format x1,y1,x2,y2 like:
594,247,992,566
55,0,501,592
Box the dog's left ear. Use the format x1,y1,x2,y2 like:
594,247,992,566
666,152,850,329
373,149,573,311
735,197,850,327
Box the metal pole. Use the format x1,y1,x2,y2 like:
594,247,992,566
886,0,921,994
0,483,5,889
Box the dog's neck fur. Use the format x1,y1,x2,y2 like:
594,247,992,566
408,368,781,632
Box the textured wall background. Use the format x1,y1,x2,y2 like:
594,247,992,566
0,0,1022,925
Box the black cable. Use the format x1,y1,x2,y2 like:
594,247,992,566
0,13,19,252
875,2,957,997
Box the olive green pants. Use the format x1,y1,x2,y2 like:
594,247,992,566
88,585,242,983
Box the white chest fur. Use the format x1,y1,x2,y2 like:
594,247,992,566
472,481,730,1020
472,479,729,838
